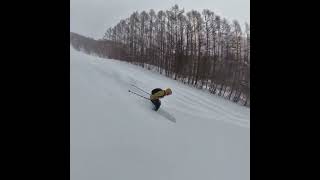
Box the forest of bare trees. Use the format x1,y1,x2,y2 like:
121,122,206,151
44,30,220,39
70,32,124,58
71,5,250,107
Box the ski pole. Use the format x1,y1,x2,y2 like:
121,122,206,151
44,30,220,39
130,84,151,95
128,90,150,100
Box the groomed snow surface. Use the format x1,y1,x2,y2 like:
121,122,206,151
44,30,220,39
70,46,250,180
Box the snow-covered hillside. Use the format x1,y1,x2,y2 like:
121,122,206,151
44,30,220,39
70,46,250,180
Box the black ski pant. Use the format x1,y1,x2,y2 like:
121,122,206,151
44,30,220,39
151,99,161,111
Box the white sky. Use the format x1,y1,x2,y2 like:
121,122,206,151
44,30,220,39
70,0,250,39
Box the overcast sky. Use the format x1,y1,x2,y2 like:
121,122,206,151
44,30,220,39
71,0,250,39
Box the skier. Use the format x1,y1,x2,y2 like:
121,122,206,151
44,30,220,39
150,88,172,111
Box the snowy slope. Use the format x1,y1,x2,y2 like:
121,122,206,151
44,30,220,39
70,46,250,180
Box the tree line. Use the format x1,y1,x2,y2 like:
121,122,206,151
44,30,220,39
71,5,250,106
